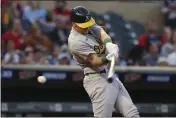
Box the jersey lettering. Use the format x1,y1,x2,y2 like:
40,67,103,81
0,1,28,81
93,44,105,56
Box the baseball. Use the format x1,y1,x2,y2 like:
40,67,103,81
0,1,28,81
37,76,47,83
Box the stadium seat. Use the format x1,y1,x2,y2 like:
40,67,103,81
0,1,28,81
128,20,145,38
90,11,103,22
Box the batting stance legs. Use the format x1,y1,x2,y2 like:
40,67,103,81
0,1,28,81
83,73,139,117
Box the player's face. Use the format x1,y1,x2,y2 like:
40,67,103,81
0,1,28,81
73,23,89,35
80,27,89,34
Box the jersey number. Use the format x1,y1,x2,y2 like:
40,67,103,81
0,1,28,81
94,44,105,56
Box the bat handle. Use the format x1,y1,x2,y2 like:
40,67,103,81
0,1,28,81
108,77,113,83
107,55,115,83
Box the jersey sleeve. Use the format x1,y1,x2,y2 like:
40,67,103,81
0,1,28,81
71,41,96,61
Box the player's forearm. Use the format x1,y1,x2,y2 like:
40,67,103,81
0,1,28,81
92,56,108,66
87,54,108,67
99,29,119,58
99,29,117,53
99,28,112,43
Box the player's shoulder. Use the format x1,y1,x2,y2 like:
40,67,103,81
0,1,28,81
68,30,88,47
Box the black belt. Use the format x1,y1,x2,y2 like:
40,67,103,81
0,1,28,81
84,69,106,76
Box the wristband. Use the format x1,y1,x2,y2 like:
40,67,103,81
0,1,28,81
100,56,109,64
103,38,112,44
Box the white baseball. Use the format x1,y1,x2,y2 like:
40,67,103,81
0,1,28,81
37,76,46,83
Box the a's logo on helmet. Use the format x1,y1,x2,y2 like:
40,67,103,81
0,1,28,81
86,16,90,21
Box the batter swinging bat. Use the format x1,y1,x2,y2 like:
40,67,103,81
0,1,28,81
107,55,115,83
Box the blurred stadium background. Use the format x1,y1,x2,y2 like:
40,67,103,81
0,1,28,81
1,0,176,117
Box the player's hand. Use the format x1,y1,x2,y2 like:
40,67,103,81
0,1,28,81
106,43,119,58
106,52,119,61
106,53,116,61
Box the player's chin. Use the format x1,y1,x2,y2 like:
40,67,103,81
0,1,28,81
81,28,89,34
82,27,89,31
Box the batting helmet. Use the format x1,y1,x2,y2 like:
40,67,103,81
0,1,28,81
70,6,95,28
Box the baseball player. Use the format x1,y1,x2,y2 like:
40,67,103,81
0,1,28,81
68,6,140,117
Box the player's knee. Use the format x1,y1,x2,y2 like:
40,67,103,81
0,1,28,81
94,109,113,117
94,112,112,117
124,104,140,117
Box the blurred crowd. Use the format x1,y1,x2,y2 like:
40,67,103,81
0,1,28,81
1,0,176,66
126,20,176,67
1,0,76,65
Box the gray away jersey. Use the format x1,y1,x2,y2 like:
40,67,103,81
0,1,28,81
68,29,108,74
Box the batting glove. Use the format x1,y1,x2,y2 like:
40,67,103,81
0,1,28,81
106,53,115,61
106,43,119,59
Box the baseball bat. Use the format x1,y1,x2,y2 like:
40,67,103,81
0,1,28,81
107,55,115,83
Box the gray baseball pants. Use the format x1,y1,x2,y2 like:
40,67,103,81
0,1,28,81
83,73,140,117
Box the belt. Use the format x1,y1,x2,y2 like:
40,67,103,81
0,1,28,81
84,69,106,76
